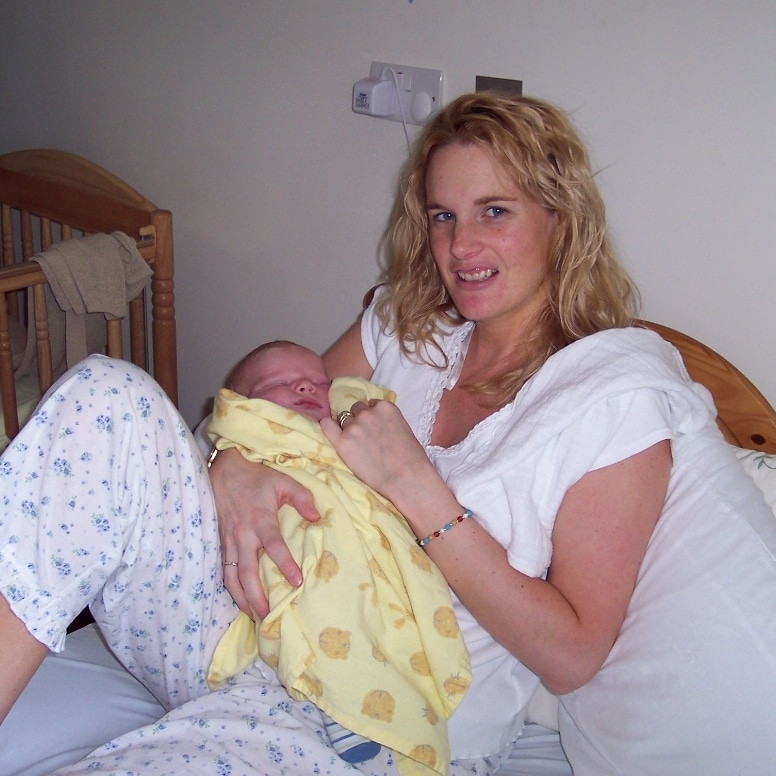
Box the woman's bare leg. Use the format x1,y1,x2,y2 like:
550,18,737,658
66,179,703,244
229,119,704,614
0,596,48,724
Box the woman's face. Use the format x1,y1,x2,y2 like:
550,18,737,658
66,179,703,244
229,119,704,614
425,143,558,337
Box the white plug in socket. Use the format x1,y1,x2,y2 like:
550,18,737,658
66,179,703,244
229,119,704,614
352,77,397,117
352,62,443,126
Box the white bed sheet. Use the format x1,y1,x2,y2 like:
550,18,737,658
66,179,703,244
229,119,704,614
0,623,570,776
0,624,165,776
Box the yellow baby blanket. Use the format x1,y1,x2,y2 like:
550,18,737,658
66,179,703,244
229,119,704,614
207,377,471,776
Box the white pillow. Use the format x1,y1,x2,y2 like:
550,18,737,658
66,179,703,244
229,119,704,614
557,438,776,774
734,446,776,513
525,445,776,744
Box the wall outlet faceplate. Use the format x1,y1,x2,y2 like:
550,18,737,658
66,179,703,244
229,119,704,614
368,61,443,126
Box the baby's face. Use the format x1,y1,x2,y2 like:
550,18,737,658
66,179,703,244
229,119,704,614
235,344,332,421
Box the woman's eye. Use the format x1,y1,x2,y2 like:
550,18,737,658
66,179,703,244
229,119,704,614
430,211,454,223
485,206,507,218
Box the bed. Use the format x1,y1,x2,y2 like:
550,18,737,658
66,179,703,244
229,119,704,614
2,309,774,775
1,157,775,772
0,148,177,451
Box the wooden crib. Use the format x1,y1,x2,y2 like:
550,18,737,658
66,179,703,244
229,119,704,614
0,149,177,447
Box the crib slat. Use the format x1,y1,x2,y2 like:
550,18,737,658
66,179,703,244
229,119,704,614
21,210,33,260
107,318,123,359
32,283,53,392
129,295,147,368
0,203,12,267
40,216,52,250
1,203,21,322
0,290,20,440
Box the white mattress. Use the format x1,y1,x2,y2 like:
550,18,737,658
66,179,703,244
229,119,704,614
0,624,166,775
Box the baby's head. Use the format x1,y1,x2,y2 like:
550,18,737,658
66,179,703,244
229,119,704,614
229,340,332,421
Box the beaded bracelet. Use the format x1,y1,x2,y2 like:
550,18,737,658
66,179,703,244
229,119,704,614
416,509,474,547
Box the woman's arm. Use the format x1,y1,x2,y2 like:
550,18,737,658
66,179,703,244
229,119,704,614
211,318,372,618
322,320,372,379
434,440,670,693
322,398,671,692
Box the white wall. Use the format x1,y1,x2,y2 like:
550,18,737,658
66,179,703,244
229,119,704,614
2,0,774,425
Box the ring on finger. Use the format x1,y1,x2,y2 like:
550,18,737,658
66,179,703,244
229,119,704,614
337,410,355,429
223,561,239,567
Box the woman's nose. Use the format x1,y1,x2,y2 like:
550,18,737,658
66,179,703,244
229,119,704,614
450,220,481,259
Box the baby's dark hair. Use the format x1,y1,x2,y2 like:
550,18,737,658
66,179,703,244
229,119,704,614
227,339,301,392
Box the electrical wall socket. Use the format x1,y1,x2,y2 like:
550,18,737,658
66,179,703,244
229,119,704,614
368,61,443,126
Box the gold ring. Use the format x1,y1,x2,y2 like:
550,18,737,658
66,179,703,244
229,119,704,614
337,410,354,429
223,561,239,567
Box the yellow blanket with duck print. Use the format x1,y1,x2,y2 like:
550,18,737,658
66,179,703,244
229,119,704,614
206,377,471,776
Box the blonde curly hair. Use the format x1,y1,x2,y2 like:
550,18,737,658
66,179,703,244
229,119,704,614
375,92,639,406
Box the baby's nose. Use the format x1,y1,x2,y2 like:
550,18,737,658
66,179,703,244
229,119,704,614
296,379,315,393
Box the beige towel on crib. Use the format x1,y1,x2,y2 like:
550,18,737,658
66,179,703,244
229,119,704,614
32,231,152,368
207,377,472,776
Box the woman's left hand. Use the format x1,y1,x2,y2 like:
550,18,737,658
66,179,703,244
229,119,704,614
320,400,436,512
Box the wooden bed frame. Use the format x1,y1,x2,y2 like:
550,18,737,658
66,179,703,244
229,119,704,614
640,321,776,454
0,149,177,443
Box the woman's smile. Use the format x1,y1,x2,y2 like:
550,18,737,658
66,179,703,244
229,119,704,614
456,267,498,282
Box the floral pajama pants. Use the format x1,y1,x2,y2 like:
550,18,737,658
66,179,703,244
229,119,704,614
0,356,523,776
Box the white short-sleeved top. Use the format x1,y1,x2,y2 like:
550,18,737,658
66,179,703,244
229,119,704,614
361,297,776,770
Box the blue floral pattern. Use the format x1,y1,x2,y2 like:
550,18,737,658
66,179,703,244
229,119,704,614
0,356,504,776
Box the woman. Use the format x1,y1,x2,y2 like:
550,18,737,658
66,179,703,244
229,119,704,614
219,93,663,748
1,93,775,775
212,93,776,774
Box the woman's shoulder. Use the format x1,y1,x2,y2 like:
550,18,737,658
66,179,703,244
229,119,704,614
535,327,691,395
461,327,715,465
561,325,678,361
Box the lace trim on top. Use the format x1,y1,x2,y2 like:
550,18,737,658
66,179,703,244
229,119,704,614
419,322,526,458
416,322,474,449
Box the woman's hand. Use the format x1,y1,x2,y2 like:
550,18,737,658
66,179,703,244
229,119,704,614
208,448,320,618
320,399,445,517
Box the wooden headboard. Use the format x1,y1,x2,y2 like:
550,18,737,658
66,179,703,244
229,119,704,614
640,321,776,454
0,148,177,442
